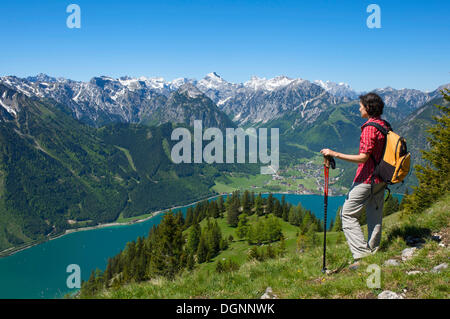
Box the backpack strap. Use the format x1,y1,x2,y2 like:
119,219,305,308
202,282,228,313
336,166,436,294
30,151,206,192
361,120,391,208
362,122,389,136
361,120,392,167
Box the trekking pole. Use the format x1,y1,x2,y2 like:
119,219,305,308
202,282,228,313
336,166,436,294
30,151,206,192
322,155,335,273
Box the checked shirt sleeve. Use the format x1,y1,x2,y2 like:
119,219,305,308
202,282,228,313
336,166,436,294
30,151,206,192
359,126,377,155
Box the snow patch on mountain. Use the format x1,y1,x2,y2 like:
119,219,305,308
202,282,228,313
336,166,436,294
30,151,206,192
0,97,16,116
244,75,298,91
178,83,204,99
313,80,358,99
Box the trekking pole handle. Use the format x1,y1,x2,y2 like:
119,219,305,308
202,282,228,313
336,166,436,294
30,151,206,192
324,156,330,168
323,155,336,169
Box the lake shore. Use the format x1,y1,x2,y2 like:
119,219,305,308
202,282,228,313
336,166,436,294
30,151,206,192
0,191,403,258
0,193,224,258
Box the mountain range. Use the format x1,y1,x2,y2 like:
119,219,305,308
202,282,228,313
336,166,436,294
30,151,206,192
2,73,447,127
0,72,448,251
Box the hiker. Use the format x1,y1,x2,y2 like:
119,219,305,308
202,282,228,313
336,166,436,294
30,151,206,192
320,93,389,265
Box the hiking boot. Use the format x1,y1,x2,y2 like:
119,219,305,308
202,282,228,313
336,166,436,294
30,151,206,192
348,260,361,270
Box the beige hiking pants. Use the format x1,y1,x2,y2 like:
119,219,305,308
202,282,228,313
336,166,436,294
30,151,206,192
341,182,386,259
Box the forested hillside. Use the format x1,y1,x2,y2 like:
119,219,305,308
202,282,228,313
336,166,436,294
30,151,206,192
0,84,257,251
79,189,401,297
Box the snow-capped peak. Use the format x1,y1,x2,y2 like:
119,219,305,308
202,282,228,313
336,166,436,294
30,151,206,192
205,72,222,80
244,75,296,91
198,72,227,89
313,80,358,99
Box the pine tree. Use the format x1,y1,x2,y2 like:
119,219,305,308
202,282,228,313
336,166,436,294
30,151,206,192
265,215,283,242
212,201,220,218
226,191,241,227
175,210,185,227
300,211,311,234
186,252,195,270
332,206,343,232
266,245,275,258
305,227,318,248
236,213,250,239
196,234,208,263
274,199,282,218
83,270,97,296
288,206,299,226
217,196,225,215
282,203,289,221
317,219,324,232
210,220,222,253
215,260,224,273
266,193,274,214
148,212,184,279
187,222,201,254
255,193,264,216
247,246,259,261
250,191,255,208
242,190,252,215
103,258,114,287
328,218,334,232
404,89,450,213
399,188,409,211
185,207,194,227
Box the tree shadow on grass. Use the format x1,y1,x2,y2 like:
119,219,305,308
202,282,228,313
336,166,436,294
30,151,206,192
381,224,432,250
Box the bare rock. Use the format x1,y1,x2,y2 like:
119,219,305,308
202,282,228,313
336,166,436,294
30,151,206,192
384,259,401,266
260,287,278,299
402,247,417,261
378,290,404,299
431,263,448,273
406,270,422,275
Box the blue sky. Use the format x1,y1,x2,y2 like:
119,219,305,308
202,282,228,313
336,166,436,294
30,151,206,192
0,0,448,91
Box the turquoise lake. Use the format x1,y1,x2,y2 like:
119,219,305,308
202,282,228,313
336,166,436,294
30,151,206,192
1,193,400,299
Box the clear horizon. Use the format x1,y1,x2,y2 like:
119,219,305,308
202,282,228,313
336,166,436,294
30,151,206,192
0,0,449,92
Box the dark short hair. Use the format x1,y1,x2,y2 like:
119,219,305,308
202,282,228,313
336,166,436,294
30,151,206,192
359,93,384,117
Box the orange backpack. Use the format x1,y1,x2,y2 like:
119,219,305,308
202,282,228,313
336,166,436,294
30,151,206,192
362,121,411,185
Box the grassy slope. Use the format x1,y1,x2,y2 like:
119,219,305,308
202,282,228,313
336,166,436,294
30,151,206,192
89,194,449,299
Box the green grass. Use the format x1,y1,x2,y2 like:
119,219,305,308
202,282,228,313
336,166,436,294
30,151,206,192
211,173,272,193
114,145,137,171
210,154,348,196
189,213,302,272
85,193,450,299
115,212,155,224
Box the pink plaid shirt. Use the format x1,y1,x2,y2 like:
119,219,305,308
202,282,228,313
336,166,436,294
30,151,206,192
353,117,387,184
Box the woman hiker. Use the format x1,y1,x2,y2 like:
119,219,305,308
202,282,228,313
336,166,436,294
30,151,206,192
320,92,389,269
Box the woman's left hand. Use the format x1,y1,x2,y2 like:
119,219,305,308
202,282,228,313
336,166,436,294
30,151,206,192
320,149,336,157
